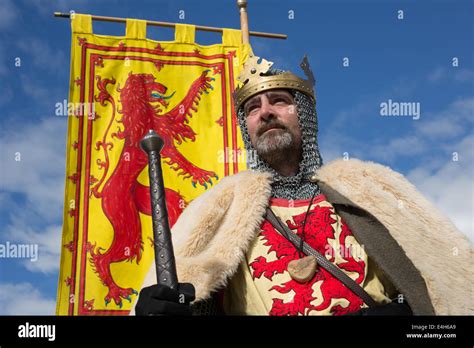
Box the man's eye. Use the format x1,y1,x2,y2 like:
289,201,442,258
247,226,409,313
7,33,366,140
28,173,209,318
246,105,259,116
274,98,289,105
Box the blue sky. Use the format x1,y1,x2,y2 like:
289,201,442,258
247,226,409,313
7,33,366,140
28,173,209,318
0,0,472,314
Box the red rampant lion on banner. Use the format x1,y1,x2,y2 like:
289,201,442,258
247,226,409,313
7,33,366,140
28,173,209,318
250,205,365,316
89,69,217,307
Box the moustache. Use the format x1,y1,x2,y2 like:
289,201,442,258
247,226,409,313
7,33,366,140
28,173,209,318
257,122,287,137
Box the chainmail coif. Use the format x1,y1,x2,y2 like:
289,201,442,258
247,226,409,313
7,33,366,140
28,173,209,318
236,70,323,200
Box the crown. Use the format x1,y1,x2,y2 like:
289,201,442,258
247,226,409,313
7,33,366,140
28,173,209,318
233,54,315,111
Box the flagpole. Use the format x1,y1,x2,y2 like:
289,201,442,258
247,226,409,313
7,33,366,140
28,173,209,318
237,0,250,44
53,12,286,40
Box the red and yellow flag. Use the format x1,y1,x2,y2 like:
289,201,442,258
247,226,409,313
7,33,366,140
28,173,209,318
56,14,251,315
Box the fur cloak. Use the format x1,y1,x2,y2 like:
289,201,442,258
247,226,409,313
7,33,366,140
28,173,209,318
132,159,473,315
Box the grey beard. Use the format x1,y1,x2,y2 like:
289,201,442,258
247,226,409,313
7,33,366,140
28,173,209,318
255,130,295,165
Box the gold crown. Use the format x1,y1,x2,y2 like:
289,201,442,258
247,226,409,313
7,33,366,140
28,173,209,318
233,55,315,111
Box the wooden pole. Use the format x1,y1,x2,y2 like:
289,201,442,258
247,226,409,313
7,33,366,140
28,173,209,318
53,12,286,40
237,0,250,45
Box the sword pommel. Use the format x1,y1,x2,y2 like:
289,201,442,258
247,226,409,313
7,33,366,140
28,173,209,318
140,130,164,154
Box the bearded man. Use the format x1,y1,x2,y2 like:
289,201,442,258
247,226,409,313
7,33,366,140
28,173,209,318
132,55,472,316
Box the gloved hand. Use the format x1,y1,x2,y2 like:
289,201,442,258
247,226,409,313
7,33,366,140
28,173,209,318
135,283,196,316
347,300,413,316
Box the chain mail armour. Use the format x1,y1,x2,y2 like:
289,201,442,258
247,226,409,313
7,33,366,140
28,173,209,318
236,73,323,200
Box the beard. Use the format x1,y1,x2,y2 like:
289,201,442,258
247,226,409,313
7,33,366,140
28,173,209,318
255,127,298,164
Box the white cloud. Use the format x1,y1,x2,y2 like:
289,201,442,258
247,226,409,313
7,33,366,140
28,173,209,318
415,97,474,139
3,220,62,274
427,66,474,84
322,91,473,242
408,134,474,242
372,98,473,241
0,282,56,315
0,116,68,222
0,116,67,274
364,97,473,163
369,135,427,163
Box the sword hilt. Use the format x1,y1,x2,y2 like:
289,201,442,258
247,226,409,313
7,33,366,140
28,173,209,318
140,130,178,290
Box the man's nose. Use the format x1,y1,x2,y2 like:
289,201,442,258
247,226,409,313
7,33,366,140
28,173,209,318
258,98,275,121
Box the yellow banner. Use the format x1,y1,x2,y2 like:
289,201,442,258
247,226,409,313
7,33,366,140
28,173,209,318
56,14,251,315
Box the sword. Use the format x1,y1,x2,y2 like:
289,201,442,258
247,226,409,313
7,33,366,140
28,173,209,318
140,130,178,290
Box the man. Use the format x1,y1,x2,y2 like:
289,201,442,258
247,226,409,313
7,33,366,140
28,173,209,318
133,55,472,316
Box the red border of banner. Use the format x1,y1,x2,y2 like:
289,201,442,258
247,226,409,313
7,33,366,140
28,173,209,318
69,41,239,315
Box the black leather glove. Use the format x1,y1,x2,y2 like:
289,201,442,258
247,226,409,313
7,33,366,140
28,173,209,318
347,300,413,316
135,283,196,316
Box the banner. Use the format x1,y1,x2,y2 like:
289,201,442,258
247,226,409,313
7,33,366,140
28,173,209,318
56,14,251,315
